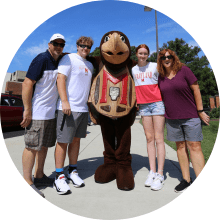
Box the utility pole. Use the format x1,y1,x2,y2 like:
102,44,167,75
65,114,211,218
144,6,159,58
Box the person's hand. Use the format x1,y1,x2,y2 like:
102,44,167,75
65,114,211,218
20,110,32,128
62,101,71,116
198,111,210,126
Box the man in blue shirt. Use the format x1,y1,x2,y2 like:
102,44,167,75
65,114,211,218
21,33,65,198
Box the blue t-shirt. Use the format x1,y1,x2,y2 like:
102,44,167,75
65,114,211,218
26,50,60,82
26,50,61,120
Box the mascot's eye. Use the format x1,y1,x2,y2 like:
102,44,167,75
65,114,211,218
104,36,110,42
120,35,126,43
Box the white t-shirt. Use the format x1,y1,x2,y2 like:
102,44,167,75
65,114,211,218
57,53,93,112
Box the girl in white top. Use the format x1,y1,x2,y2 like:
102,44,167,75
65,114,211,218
132,44,165,191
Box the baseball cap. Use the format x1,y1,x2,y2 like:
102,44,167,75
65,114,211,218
50,33,65,42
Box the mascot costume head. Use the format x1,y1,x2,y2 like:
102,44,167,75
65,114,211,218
88,31,137,190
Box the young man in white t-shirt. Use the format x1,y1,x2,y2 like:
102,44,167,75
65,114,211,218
53,36,94,195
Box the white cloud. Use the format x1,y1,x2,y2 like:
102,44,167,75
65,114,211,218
24,40,48,56
145,22,175,33
145,21,186,36
66,44,77,53
188,40,199,48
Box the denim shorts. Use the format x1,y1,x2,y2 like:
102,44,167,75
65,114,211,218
166,118,203,142
138,101,165,116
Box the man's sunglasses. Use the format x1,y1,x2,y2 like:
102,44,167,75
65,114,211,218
160,55,173,60
78,44,92,49
50,41,65,48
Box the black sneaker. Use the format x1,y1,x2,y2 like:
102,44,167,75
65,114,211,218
174,178,193,193
34,174,54,187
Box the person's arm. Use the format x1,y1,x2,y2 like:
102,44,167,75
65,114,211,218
190,81,210,125
20,77,36,128
57,73,71,116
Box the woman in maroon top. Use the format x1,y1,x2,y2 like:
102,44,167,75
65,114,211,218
157,49,210,193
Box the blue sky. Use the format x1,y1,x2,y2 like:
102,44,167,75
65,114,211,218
7,0,202,73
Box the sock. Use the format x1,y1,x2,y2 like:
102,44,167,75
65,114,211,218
69,164,77,173
56,168,64,178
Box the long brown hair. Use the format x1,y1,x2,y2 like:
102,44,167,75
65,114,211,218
157,49,185,77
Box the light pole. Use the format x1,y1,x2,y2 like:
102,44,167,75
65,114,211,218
144,6,159,58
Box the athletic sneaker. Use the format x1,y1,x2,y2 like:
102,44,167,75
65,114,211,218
34,174,54,187
151,173,164,191
145,170,156,187
174,178,193,193
67,170,85,188
53,174,71,195
30,184,45,198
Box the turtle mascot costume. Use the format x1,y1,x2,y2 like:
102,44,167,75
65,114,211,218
88,31,137,190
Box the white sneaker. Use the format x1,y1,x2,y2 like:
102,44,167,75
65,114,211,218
53,174,71,195
145,170,156,187
151,173,164,191
67,170,85,188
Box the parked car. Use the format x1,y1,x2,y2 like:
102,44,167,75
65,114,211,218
0,94,23,128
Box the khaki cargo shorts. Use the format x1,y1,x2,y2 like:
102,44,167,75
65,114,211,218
24,118,56,151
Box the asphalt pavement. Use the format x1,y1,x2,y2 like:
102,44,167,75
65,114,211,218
4,116,196,220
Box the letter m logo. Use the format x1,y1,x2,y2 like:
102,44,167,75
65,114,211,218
100,70,128,105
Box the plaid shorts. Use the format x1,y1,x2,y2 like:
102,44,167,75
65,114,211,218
24,118,56,151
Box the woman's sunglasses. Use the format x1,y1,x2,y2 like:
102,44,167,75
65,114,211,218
78,44,92,49
160,55,173,60
50,41,65,48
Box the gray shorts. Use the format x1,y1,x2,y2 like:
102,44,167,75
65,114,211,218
24,118,56,151
166,118,203,142
56,110,88,143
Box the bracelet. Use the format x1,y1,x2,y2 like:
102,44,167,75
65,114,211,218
197,109,204,112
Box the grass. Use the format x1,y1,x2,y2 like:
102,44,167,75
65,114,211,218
140,119,219,163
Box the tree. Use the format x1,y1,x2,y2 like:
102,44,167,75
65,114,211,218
130,46,137,61
89,47,100,57
149,38,218,108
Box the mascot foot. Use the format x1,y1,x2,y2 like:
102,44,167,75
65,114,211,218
116,165,134,191
95,164,116,183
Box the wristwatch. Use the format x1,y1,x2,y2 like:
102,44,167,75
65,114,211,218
197,109,204,112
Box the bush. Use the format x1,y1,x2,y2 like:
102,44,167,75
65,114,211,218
209,107,220,118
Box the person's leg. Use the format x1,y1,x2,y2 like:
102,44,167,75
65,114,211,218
22,148,37,185
34,146,48,178
55,142,68,170
142,116,156,173
153,115,165,176
68,137,81,165
176,141,191,182
186,141,205,177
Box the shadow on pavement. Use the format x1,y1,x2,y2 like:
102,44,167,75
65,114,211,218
46,154,196,187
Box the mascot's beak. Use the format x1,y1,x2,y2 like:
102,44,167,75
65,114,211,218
112,33,121,52
101,32,129,65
